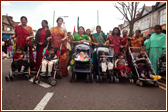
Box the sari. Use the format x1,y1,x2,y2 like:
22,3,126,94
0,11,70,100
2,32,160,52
130,36,144,53
92,33,107,72
109,35,123,54
146,33,166,74
14,25,35,68
50,27,68,76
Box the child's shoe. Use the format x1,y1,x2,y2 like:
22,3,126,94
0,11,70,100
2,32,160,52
48,72,52,76
41,72,46,76
121,72,124,76
149,74,153,79
124,73,127,77
141,73,145,78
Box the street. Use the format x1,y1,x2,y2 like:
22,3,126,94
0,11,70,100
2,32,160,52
2,59,166,110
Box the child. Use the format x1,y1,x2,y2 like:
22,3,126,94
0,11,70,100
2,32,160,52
75,51,89,61
136,46,153,79
12,47,29,72
115,52,130,77
99,51,113,75
7,42,12,59
41,47,58,76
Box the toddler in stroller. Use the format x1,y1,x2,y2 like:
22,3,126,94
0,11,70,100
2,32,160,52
41,47,58,76
136,46,153,79
75,51,89,61
99,51,113,76
115,52,131,77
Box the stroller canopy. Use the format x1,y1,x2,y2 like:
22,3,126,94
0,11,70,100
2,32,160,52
74,43,92,54
97,46,112,56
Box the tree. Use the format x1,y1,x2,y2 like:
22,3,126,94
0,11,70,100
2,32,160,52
114,2,141,36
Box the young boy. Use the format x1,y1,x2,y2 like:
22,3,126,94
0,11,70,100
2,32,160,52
99,51,113,75
115,52,130,77
12,46,29,72
136,46,153,79
41,47,58,76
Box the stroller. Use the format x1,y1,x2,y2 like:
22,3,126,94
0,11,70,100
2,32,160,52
96,46,115,83
112,48,134,84
70,42,93,83
157,56,166,75
129,47,159,87
33,42,63,86
5,41,31,82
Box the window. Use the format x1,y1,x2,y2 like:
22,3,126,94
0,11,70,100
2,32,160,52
159,9,166,25
7,27,10,31
2,25,3,30
10,28,12,31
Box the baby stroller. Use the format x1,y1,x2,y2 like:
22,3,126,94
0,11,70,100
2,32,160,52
157,56,166,75
5,41,31,82
33,42,63,86
96,46,115,83
70,42,93,83
112,49,134,84
129,47,159,87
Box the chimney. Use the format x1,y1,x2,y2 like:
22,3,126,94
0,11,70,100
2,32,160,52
152,5,155,10
8,16,13,21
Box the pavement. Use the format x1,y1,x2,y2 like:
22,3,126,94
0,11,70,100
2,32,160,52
2,59,166,110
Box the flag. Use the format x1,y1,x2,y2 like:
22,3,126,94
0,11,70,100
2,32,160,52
77,17,79,30
73,26,75,32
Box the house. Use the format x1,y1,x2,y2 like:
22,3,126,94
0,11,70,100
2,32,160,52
2,15,20,39
118,20,130,35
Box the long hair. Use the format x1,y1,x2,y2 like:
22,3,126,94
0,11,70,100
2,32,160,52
42,20,49,29
112,27,121,36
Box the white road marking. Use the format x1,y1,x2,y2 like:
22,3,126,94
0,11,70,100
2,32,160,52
34,92,54,110
29,78,51,88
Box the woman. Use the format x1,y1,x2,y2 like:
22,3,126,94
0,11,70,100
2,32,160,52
2,37,7,59
48,18,68,76
91,25,107,73
35,20,51,70
86,29,92,41
146,25,166,74
108,27,123,55
11,16,35,69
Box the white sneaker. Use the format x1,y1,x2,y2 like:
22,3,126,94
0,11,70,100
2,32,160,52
141,73,145,78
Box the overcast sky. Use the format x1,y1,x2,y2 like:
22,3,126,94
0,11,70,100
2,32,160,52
2,1,157,34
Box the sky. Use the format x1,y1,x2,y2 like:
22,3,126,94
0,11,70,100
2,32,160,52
2,1,157,34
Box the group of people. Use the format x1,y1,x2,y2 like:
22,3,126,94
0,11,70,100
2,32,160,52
8,16,166,77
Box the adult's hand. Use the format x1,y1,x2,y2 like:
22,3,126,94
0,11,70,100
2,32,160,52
11,35,15,38
39,42,43,45
161,54,166,57
26,36,30,41
47,36,52,41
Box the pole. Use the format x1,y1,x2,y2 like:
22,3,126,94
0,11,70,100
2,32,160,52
53,11,55,27
97,10,99,25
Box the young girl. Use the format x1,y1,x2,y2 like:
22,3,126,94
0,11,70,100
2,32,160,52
115,52,130,77
136,46,153,79
12,47,29,72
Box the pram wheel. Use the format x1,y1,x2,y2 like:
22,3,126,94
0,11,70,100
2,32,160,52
24,75,29,80
33,76,37,84
5,76,9,82
90,74,93,83
38,76,41,83
154,81,159,87
136,80,143,86
74,74,77,82
50,78,57,86
70,73,73,82
86,74,89,83
110,76,113,83
96,75,99,83
9,76,14,81
99,76,102,83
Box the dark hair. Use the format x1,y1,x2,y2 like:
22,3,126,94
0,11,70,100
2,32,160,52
78,26,85,34
42,20,49,29
135,30,141,33
112,27,121,36
16,46,24,51
48,46,54,51
67,32,71,34
96,25,101,29
86,29,90,32
148,34,151,37
56,17,63,23
122,30,128,33
140,46,146,51
140,33,143,37
20,16,27,21
162,29,166,34
155,25,162,30
117,52,123,57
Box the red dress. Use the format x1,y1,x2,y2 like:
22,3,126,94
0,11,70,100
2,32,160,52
36,29,46,70
109,35,123,54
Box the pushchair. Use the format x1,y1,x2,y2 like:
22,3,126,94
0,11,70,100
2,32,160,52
33,42,63,86
157,56,166,75
96,46,115,83
129,47,159,87
112,48,134,84
5,41,31,82
70,42,93,83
